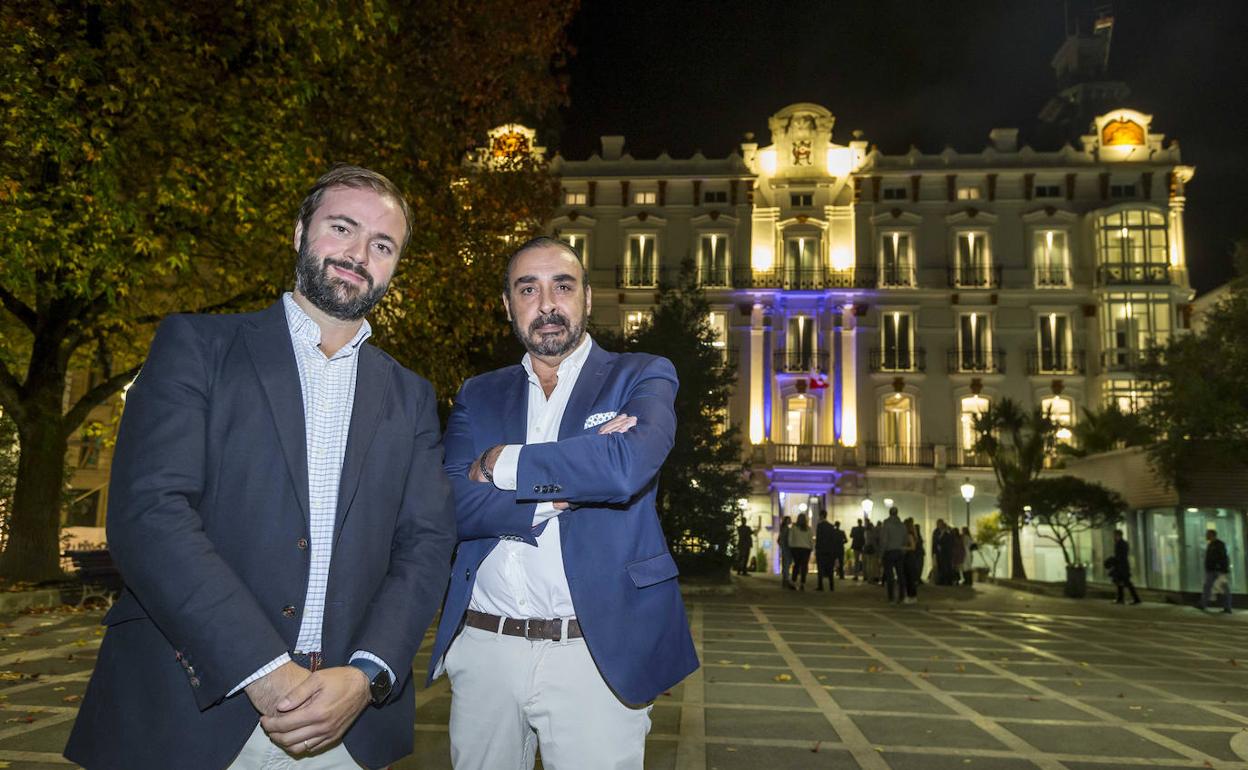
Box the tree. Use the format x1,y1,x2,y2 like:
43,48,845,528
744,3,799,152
1143,242,1248,489
1002,476,1125,568
971,398,1058,580
972,512,1007,578
597,261,749,578
0,410,16,553
1058,404,1154,459
0,0,575,580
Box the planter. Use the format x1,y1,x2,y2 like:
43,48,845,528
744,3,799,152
974,566,990,582
1063,565,1087,598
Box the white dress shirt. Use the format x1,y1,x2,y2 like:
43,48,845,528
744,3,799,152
469,334,595,620
230,293,391,695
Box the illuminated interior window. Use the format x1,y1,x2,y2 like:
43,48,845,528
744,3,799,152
706,311,728,364
959,395,991,452
623,310,652,337
880,232,915,287
958,313,993,371
1033,230,1070,287
633,191,657,205
698,234,730,286
956,186,981,200
1041,395,1074,443
624,234,658,287
785,395,815,444
955,231,991,287
564,191,587,206
1101,118,1146,147
881,393,916,458
1036,313,1072,373
880,311,914,371
559,233,587,264
1100,292,1171,371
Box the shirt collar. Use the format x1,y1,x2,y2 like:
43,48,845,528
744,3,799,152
520,333,594,385
282,292,372,359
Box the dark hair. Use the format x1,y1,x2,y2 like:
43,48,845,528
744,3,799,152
297,165,412,255
502,236,586,295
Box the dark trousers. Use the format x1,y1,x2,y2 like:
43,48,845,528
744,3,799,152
1202,570,1233,611
815,554,836,590
790,548,811,586
902,550,920,598
963,568,973,586
1115,578,1141,604
882,549,904,602
736,545,751,575
833,552,846,579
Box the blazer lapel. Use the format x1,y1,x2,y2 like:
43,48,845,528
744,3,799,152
244,302,310,523
558,342,616,440
501,366,529,446
334,344,390,546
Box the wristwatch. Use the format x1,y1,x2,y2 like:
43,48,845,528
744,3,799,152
348,658,393,705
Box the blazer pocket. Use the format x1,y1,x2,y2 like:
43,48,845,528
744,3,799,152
626,551,680,588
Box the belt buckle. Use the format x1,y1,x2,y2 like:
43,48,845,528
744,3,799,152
524,619,560,641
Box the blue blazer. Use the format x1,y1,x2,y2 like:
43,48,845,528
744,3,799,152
65,302,456,770
427,341,699,705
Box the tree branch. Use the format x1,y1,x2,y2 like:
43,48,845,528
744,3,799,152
0,358,24,419
0,284,37,332
61,363,144,440
130,288,273,325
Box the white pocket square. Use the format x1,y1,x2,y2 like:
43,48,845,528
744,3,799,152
583,411,618,430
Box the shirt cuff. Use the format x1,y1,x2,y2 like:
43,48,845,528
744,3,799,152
350,650,396,685
532,503,560,527
228,653,292,697
491,445,521,491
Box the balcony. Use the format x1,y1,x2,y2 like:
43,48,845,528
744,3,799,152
948,265,1002,289
1026,348,1086,375
947,349,1006,374
948,448,993,468
732,267,877,291
762,443,853,467
616,265,665,289
865,443,935,467
868,347,927,373
774,349,830,374
878,266,917,288
1096,262,1173,287
696,265,732,288
1100,347,1146,373
1034,265,1073,288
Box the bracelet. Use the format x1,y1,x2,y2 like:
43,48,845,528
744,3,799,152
478,447,495,484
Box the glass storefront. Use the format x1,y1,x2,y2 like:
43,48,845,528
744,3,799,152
1181,507,1246,594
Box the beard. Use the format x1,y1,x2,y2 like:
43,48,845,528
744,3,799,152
294,238,389,321
512,306,587,358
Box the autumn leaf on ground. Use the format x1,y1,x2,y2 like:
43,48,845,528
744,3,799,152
811,741,822,753
52,686,65,692
1027,696,1040,702
954,664,966,673
866,665,883,673
1230,659,1238,667
773,673,793,682
63,695,82,703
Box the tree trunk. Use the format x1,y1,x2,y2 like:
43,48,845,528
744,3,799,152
0,407,68,582
1010,523,1028,580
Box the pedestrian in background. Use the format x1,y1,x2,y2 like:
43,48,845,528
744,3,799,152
850,519,865,581
1108,529,1142,605
961,526,976,586
831,521,848,579
779,516,793,589
948,528,966,587
902,518,920,604
864,520,880,584
1200,529,1232,614
879,506,907,604
814,512,837,592
736,517,757,576
788,513,813,591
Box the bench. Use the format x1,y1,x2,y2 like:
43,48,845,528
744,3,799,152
64,549,122,608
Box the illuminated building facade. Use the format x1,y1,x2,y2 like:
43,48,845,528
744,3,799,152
546,103,1196,581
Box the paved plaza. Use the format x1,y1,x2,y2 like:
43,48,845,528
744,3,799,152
0,580,1246,769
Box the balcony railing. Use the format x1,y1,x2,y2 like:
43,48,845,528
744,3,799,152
1100,347,1146,372
774,349,830,374
865,443,935,467
1034,266,1073,288
1096,262,1173,287
732,267,877,290
868,347,927,373
696,265,732,288
878,266,917,288
948,265,1002,289
766,443,852,467
948,448,993,468
616,265,665,288
1026,348,1086,375
947,349,1006,374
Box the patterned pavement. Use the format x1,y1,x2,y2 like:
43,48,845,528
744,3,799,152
1,580,1247,769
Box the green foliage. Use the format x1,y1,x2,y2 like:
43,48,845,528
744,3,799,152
1004,476,1126,567
972,512,1007,576
1143,243,1248,489
596,261,749,578
1059,404,1154,459
0,411,16,549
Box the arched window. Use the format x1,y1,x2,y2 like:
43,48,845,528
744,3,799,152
785,395,815,444
958,395,991,460
1041,395,1074,444
880,393,916,463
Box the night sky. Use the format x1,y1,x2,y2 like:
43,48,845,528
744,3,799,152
552,0,1248,293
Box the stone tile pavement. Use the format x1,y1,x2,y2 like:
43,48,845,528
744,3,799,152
1,579,1247,769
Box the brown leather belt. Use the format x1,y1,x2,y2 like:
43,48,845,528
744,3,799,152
465,609,582,641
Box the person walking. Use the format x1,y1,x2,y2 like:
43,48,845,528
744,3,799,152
878,506,907,604
864,520,880,584
1200,529,1233,614
1108,530,1142,605
849,519,865,581
831,521,848,579
814,512,837,592
914,523,926,584
961,526,976,586
788,513,813,591
902,518,920,604
736,517,757,576
779,516,794,589
948,528,966,587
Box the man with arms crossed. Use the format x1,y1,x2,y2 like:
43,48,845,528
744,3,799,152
428,237,698,769
66,166,455,769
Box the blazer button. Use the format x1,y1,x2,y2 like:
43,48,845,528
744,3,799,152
296,538,309,550
282,605,296,618
533,484,540,493
465,569,471,580
189,676,201,687
553,484,562,493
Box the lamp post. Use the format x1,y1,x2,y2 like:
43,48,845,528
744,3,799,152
861,496,874,522
960,477,975,529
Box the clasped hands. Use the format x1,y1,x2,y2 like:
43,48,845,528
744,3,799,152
246,660,370,756
469,412,638,512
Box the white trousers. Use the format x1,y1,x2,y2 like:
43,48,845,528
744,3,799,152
227,722,365,770
445,625,652,770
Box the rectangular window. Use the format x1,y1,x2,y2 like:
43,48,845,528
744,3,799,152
956,186,981,200
633,191,657,205
958,313,992,371
1110,184,1137,199
1037,313,1072,373
704,190,728,204
955,231,992,287
559,233,587,263
1103,379,1152,414
707,311,728,364
623,310,652,337
624,234,658,287
882,187,907,201
1035,184,1062,198
784,236,820,288
1033,230,1071,287
881,312,914,371
784,315,816,371
790,193,813,207
1101,292,1172,371
564,191,587,206
880,232,915,287
698,234,730,286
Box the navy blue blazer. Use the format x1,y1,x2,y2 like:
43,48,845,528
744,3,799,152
427,341,699,705
65,302,456,770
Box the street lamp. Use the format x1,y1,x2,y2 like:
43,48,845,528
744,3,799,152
861,497,874,521
960,477,975,529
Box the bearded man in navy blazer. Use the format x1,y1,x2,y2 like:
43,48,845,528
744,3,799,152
65,166,456,769
428,237,698,769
